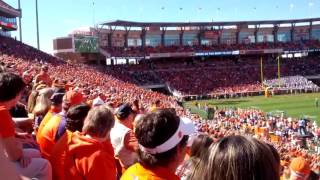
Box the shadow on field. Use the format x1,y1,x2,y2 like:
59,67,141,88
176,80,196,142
208,100,249,106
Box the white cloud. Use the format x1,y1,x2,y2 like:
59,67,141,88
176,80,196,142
289,3,294,9
308,2,314,7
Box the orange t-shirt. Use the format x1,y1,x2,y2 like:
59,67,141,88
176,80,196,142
121,163,180,180
36,106,60,142
50,130,73,180
38,114,63,159
0,106,15,138
35,73,52,86
64,132,117,180
65,84,74,91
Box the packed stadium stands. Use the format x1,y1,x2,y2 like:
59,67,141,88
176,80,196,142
264,75,319,90
1,33,320,178
1,2,320,178
102,55,319,96
0,36,61,63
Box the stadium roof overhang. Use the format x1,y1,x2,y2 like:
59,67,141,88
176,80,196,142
100,18,320,28
0,0,21,18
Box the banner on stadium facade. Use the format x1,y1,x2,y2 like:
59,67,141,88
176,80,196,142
284,49,320,53
240,50,264,55
263,49,283,54
240,49,283,55
149,52,194,58
194,50,239,56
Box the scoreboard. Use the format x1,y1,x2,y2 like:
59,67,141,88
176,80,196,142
74,35,98,53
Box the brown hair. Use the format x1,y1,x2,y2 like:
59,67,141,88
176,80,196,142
190,134,213,158
32,93,51,116
82,106,114,138
27,90,39,113
190,135,280,180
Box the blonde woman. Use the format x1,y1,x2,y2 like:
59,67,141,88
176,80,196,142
32,88,54,131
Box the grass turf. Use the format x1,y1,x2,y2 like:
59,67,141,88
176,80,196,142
184,93,320,125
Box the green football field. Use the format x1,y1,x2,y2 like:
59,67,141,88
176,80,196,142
183,93,320,125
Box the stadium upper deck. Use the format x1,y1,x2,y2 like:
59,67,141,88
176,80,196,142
94,18,320,57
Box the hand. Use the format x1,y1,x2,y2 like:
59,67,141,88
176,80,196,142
19,156,31,168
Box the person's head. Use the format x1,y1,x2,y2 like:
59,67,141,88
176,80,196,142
50,88,65,106
135,109,195,171
189,134,213,158
66,104,91,132
33,93,52,116
115,103,135,128
50,92,64,106
132,99,140,112
154,100,161,107
62,90,84,111
33,88,55,115
0,72,26,109
22,71,32,84
191,135,280,180
41,65,48,74
289,157,311,180
82,106,115,140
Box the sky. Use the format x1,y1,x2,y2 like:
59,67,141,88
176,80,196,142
4,0,320,54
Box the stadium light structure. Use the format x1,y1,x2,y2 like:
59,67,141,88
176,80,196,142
277,56,281,88
92,0,95,26
35,0,40,49
18,0,22,42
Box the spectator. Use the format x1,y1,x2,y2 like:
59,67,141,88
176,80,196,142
37,90,84,159
149,99,161,112
64,106,116,179
0,72,52,180
189,135,280,180
35,65,52,86
36,90,64,142
298,119,307,136
33,88,54,131
50,104,90,180
121,109,195,180
110,103,138,169
289,157,311,180
177,134,214,180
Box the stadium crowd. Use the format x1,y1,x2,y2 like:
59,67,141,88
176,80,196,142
99,54,320,96
131,57,319,95
0,35,320,180
264,75,319,90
